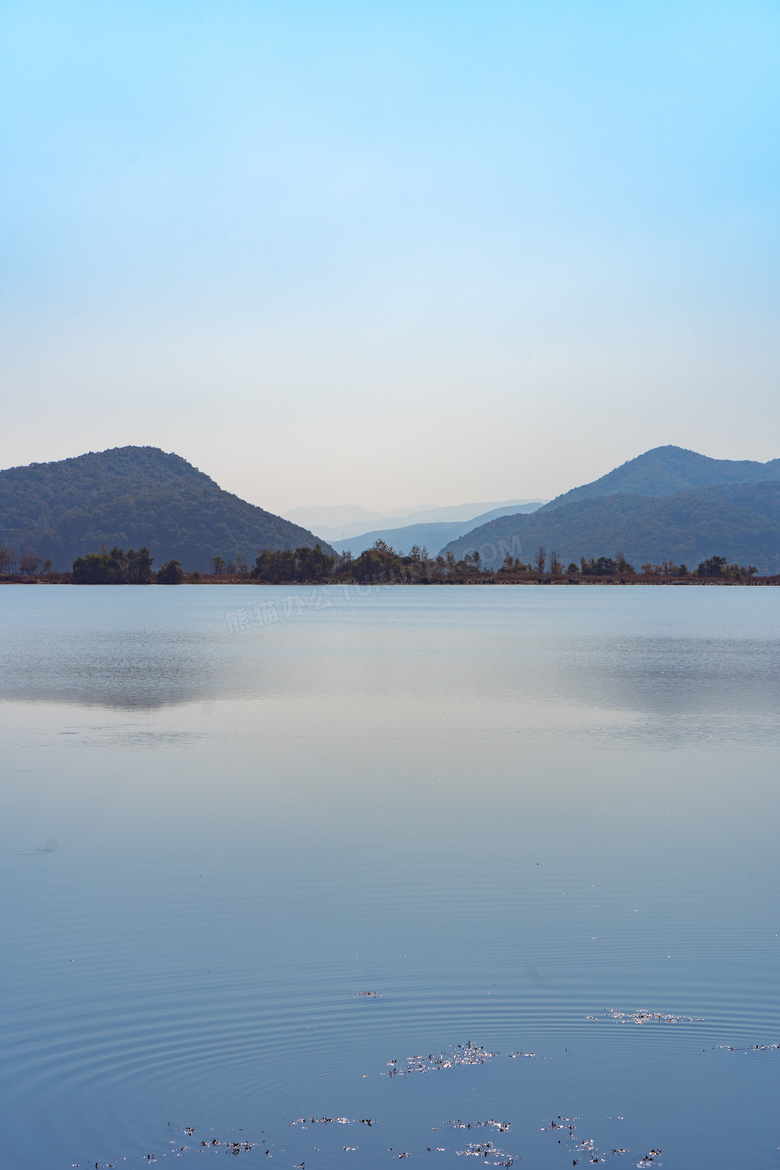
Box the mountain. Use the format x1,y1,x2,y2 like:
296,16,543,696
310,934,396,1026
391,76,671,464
543,445,780,510
442,451,780,574
286,499,545,542
0,446,332,572
331,502,545,558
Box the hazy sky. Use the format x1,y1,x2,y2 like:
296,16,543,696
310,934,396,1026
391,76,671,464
2,1,779,514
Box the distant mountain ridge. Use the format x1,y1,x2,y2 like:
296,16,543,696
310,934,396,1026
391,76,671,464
443,447,780,574
287,499,545,541
331,502,544,557
0,446,331,571
543,445,780,510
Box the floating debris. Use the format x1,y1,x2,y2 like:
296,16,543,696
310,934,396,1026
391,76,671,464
289,1117,372,1127
445,1120,510,1135
386,1042,500,1076
456,1140,514,1165
714,1042,780,1052
540,1115,578,1134
601,1009,702,1025
541,1113,657,1166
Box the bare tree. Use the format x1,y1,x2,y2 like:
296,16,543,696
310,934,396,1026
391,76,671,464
533,545,546,573
0,545,13,575
549,550,562,576
19,547,41,575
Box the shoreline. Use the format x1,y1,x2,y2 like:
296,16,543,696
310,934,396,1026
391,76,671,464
2,575,779,587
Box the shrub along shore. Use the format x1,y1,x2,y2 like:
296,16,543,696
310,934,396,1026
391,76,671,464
0,541,778,585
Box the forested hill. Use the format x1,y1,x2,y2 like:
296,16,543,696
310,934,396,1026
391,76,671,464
542,445,780,511
441,480,780,575
0,446,330,571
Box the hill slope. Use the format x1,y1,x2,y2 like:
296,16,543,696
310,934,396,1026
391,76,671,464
543,445,780,511
331,502,544,557
0,446,331,571
292,499,545,543
442,480,780,574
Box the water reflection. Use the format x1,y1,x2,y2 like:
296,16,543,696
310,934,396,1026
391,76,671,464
2,587,779,746
2,584,780,1168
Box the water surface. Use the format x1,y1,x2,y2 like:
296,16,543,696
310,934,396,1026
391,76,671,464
1,584,779,1168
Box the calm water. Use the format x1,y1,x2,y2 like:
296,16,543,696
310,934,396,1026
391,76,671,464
1,583,779,1169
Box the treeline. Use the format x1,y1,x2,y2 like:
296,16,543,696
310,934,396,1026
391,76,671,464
246,542,767,584
521,548,760,581
71,547,184,584
248,541,496,584
1,539,770,586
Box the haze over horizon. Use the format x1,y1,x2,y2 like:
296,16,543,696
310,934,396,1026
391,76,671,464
2,1,779,513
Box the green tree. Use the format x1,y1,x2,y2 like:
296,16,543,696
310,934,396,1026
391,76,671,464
157,559,184,584
72,546,153,583
72,552,112,583
697,555,727,578
295,544,335,581
105,547,129,583
349,540,403,583
252,548,298,582
126,547,154,583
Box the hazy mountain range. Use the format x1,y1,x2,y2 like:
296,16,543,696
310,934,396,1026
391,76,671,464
286,499,545,542
3,442,780,575
329,502,544,557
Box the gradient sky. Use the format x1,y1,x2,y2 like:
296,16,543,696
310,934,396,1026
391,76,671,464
2,1,779,514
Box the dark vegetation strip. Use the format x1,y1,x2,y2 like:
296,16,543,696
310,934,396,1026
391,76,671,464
0,540,777,584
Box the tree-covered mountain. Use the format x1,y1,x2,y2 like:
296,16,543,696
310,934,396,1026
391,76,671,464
542,445,780,511
0,446,332,571
442,479,780,574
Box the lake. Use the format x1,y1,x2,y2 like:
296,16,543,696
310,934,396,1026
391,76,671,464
1,583,779,1169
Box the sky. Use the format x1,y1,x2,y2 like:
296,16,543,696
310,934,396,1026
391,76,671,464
2,0,779,515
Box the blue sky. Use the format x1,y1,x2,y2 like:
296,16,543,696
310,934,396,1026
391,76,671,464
2,1,779,512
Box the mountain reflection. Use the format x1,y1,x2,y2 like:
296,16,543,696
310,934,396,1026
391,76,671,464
2,588,779,745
